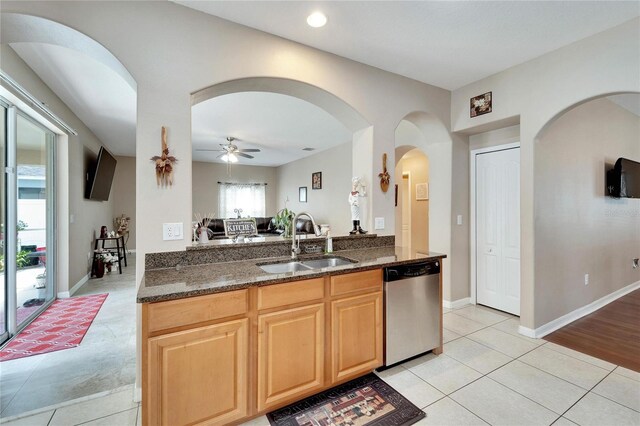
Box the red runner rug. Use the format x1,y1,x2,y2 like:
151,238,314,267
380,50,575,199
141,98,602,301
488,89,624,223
0,293,108,362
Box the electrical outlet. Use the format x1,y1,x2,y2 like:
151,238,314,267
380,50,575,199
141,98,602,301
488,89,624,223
163,223,183,241
87,252,91,260
584,273,589,286
374,217,385,230
457,215,463,225
633,258,639,269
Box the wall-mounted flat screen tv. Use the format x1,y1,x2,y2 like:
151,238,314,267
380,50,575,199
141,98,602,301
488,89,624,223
85,147,117,201
607,157,640,199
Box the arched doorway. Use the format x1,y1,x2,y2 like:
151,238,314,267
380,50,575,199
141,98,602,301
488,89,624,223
394,147,429,252
531,92,640,332
394,112,456,303
190,77,372,236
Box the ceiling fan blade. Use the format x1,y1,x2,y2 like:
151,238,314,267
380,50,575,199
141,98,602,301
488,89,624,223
236,152,254,159
237,149,261,153
196,148,226,152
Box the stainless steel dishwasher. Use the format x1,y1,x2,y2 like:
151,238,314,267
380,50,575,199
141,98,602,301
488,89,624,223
383,260,441,366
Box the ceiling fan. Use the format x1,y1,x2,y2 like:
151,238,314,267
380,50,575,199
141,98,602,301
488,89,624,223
196,136,261,163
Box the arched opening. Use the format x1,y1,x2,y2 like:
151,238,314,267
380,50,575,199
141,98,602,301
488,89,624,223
394,147,429,252
531,92,640,331
1,12,139,413
190,77,371,239
394,112,454,300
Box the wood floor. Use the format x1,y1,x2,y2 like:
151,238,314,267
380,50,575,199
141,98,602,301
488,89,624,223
545,289,640,372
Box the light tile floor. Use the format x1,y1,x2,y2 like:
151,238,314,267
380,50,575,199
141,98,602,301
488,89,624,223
0,255,137,420
3,302,639,426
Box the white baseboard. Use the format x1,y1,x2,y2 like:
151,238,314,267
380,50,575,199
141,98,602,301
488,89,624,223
133,386,141,403
518,280,640,339
57,273,90,299
443,297,471,310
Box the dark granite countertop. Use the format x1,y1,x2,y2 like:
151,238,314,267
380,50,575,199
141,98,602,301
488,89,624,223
137,246,447,303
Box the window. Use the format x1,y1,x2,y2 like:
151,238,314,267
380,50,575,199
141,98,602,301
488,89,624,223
218,183,266,218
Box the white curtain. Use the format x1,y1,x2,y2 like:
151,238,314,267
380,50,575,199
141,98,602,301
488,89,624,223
218,183,266,218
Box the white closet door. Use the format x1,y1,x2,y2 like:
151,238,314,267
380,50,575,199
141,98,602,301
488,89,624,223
476,148,520,315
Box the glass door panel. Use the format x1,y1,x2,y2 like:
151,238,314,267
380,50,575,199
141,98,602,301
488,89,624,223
0,103,6,343
15,113,55,329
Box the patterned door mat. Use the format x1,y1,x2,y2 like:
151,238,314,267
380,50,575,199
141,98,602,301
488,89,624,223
0,293,108,361
267,373,425,426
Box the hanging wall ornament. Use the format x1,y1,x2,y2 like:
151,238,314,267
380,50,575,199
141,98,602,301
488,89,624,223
150,126,178,187
378,153,391,193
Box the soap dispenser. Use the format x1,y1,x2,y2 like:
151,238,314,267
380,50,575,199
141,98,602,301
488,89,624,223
326,231,333,253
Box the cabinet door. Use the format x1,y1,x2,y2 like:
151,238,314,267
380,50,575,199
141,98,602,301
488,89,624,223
331,292,383,383
147,319,248,426
257,304,324,412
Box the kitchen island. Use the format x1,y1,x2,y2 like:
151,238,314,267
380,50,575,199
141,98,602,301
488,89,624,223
138,243,446,425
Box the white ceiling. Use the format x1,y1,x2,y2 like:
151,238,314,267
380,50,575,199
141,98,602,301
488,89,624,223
10,42,137,156
192,91,351,166
175,1,640,90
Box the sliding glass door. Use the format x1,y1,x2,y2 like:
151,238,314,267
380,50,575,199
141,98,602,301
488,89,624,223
1,103,7,343
1,98,56,344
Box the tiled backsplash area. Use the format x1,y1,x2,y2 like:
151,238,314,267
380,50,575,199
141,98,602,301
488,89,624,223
145,235,395,269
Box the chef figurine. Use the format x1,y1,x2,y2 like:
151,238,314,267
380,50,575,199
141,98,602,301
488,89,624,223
348,176,368,235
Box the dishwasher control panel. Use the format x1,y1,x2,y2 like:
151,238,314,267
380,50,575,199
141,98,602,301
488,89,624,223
384,261,440,282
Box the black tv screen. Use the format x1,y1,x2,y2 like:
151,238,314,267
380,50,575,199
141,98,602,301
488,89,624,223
607,157,640,199
86,147,117,201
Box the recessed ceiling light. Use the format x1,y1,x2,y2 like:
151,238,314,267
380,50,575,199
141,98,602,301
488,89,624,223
307,12,327,28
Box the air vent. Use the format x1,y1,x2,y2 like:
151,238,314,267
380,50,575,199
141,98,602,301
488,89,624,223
302,147,315,151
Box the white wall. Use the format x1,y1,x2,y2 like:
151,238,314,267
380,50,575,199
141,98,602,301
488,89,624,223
276,143,353,235
535,97,640,327
192,161,277,218
469,125,520,150
452,17,640,328
112,156,136,250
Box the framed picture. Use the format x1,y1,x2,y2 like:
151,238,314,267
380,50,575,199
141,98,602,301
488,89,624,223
299,186,307,203
416,183,429,200
312,172,322,190
470,91,492,117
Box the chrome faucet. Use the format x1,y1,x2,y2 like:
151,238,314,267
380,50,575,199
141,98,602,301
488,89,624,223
291,212,322,259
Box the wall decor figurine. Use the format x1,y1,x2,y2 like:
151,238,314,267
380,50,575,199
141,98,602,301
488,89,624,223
348,176,367,235
150,126,178,187
378,153,391,192
470,91,492,117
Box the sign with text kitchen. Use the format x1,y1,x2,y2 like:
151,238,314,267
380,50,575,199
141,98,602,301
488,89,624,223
223,218,258,237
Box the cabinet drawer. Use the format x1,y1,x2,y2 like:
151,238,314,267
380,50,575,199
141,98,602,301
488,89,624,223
258,278,324,311
330,269,382,297
148,289,248,333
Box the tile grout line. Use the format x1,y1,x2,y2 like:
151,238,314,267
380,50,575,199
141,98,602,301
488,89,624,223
414,313,598,422
555,369,618,421
0,355,48,418
73,407,138,426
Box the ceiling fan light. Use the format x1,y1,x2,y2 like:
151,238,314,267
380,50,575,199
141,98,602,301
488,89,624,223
228,153,239,163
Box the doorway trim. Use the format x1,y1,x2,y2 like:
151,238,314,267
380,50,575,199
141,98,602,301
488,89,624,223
469,142,520,306
401,172,411,250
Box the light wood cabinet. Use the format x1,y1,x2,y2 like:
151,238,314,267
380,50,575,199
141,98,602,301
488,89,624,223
331,292,383,382
257,303,325,411
142,267,399,425
147,318,248,426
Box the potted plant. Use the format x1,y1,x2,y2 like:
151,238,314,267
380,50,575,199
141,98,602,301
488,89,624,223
274,208,295,238
94,251,117,277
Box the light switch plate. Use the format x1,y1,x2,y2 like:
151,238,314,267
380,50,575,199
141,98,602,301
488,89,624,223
163,223,183,241
374,217,385,230
457,215,463,225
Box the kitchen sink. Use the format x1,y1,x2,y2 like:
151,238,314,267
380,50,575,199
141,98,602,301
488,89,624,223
258,256,357,274
259,261,313,274
300,257,355,269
